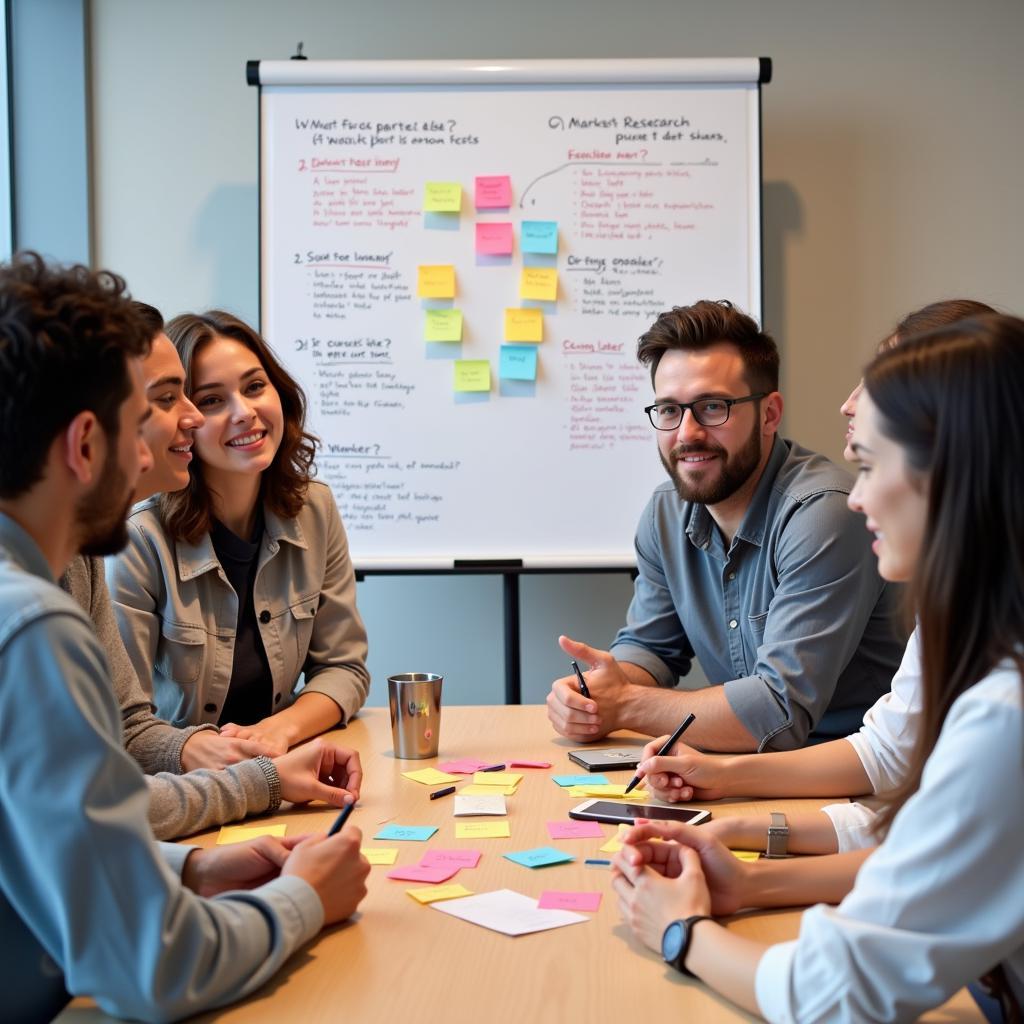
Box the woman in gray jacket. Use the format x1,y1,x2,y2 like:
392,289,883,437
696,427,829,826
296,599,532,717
108,310,370,756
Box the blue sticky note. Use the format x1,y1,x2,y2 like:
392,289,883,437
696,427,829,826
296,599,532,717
520,220,558,254
374,824,439,842
499,344,538,381
552,774,609,787
504,846,576,869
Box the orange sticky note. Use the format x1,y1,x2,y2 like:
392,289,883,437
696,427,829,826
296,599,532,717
418,265,456,299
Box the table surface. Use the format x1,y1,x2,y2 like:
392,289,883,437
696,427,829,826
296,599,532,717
63,706,982,1023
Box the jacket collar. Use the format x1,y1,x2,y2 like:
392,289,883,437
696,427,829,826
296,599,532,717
0,511,56,583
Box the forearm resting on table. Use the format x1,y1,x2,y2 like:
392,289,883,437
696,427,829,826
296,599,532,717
715,737,873,798
687,920,763,1018
743,848,872,908
714,810,845,855
271,691,343,745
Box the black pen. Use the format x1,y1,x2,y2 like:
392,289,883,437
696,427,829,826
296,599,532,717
571,660,591,700
430,785,456,800
326,801,356,836
481,763,506,772
623,713,696,795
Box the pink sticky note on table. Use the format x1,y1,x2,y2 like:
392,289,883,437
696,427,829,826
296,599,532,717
475,175,512,209
475,222,514,255
387,864,460,884
546,820,605,840
437,759,490,774
538,890,603,912
420,849,483,870
509,760,552,769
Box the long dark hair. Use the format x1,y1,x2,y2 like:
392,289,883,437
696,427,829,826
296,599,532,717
865,314,1024,832
160,310,318,543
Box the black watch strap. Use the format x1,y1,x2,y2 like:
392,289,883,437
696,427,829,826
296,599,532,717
665,914,713,977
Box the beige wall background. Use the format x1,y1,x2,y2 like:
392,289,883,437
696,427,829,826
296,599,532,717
88,0,1023,705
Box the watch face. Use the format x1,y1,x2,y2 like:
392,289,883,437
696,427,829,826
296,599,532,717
662,920,685,964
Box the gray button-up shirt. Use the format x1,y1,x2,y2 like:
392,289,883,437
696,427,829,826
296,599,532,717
611,437,905,750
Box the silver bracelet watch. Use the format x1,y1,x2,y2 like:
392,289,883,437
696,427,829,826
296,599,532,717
765,811,789,858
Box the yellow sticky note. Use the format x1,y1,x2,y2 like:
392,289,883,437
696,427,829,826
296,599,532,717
519,267,558,302
578,784,648,800
504,307,543,342
216,823,287,845
403,767,461,786
361,847,400,865
731,849,760,862
458,783,518,796
407,883,475,904
455,821,511,839
599,824,631,854
423,180,462,212
417,264,456,299
471,771,523,787
454,360,490,393
425,308,463,342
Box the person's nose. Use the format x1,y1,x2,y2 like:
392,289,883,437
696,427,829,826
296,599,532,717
675,406,707,446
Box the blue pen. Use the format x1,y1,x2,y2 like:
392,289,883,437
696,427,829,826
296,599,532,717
327,801,356,836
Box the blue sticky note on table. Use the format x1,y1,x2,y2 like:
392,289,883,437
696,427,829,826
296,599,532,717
521,220,558,254
499,344,538,381
504,846,576,869
375,824,439,842
552,774,609,788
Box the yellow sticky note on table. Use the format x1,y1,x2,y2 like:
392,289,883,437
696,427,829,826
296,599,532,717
361,847,400,865
454,360,490,393
732,849,760,862
424,308,463,342
519,267,558,302
217,824,287,845
579,784,648,800
458,783,518,796
599,824,631,854
456,821,511,839
423,180,462,212
417,264,456,298
403,767,461,786
407,883,475,904
504,307,543,342
471,771,523,787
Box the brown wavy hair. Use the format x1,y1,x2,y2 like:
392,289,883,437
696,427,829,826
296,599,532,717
865,314,1024,834
159,311,318,543
877,298,997,353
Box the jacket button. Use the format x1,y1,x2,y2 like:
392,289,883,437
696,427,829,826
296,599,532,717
204,702,217,713
259,609,271,624
274,692,282,705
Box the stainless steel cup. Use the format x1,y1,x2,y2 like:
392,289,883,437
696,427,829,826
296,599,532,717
387,673,443,759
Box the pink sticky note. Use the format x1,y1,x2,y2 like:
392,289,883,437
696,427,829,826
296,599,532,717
475,222,514,255
387,864,460,884
546,820,605,840
508,760,552,769
437,759,490,775
538,890,603,912
420,849,482,870
475,175,512,209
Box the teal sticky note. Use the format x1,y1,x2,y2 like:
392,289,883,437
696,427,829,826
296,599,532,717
499,345,538,381
552,774,608,787
504,846,576,869
374,824,439,842
521,220,558,254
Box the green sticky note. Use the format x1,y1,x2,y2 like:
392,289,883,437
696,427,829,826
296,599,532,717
423,181,462,212
454,360,491,393
425,308,463,342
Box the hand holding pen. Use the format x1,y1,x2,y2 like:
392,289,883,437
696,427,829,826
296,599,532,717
623,713,696,795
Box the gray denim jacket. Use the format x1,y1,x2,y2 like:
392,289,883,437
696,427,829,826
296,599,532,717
107,480,369,728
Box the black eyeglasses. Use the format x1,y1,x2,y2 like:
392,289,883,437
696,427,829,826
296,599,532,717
644,393,767,430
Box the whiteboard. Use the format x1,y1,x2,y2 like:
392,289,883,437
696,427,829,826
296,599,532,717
254,59,767,569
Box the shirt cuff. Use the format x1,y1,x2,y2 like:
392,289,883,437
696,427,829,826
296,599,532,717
170,723,220,774
755,938,799,1023
227,874,325,951
159,841,198,878
607,643,677,688
820,801,879,852
300,674,361,725
723,675,795,751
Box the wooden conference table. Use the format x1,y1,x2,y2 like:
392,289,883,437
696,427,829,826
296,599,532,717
63,706,981,1023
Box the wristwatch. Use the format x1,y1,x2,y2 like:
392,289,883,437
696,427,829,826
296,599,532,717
661,914,713,977
765,811,789,858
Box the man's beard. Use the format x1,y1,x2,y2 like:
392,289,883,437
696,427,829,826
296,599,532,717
660,419,762,506
76,445,134,557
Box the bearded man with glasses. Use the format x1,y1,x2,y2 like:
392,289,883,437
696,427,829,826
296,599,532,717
547,300,905,754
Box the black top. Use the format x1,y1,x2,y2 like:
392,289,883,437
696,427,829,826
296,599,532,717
211,510,274,726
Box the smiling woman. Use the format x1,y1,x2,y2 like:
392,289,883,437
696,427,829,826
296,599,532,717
107,310,369,759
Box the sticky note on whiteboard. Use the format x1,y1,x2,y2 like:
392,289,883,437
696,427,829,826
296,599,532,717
474,175,512,208
520,267,558,302
500,345,538,381
454,360,491,393
475,221,514,255
417,265,456,298
504,307,543,342
424,308,463,342
423,181,462,212
521,220,558,254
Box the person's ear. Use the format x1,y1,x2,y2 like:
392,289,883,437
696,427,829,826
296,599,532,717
61,411,105,486
762,392,784,435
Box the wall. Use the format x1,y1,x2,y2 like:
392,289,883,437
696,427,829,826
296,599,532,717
88,0,1023,706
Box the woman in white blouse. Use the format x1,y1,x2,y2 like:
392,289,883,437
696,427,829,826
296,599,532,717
611,314,1024,1020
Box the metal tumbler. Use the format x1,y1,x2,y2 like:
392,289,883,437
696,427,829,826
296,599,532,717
387,673,443,759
